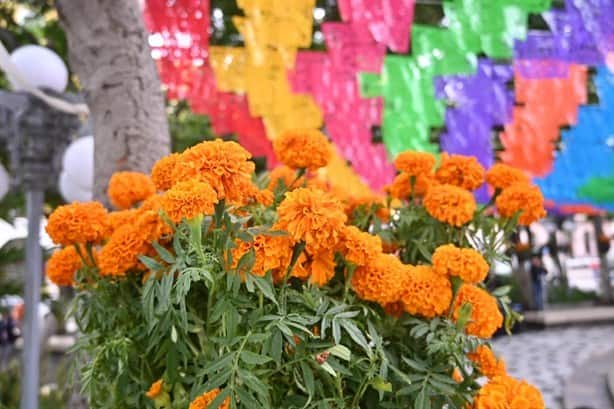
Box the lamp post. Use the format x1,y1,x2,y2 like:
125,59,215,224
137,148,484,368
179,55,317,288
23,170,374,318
0,45,81,409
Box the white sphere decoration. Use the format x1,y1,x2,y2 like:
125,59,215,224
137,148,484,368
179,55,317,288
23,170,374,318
0,163,10,201
62,136,94,191
9,45,68,92
59,171,92,203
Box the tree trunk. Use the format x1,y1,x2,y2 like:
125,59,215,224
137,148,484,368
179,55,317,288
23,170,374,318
56,0,170,203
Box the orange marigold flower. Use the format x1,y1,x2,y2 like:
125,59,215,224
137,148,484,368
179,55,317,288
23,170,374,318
275,187,347,253
106,209,139,237
98,224,148,277
273,129,331,171
160,180,218,223
45,246,82,287
232,234,300,280
485,163,529,191
423,184,476,227
145,379,163,399
139,194,164,213
171,140,255,205
387,173,436,200
387,173,411,200
46,202,109,246
453,284,503,339
400,265,452,318
432,244,489,284
341,226,382,267
393,151,436,176
189,388,230,409
469,345,506,379
254,189,274,206
308,249,337,287
151,153,180,191
352,253,408,305
473,375,545,409
108,171,156,210
452,368,464,383
496,183,546,225
136,210,173,242
435,153,485,191
268,165,304,191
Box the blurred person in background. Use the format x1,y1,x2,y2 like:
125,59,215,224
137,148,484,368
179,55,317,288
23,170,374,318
530,254,548,310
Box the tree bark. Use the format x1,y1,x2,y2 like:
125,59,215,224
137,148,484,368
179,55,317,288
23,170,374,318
56,0,170,203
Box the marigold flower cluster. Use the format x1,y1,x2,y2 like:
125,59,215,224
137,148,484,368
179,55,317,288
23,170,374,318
45,246,83,287
275,187,347,286
160,179,218,223
97,224,150,277
273,129,331,171
189,388,230,409
341,226,383,266
473,375,545,409
423,184,476,226
469,345,507,379
485,163,529,191
46,202,109,246
351,253,407,305
400,265,453,318
435,153,485,191
232,234,307,282
453,284,503,338
171,139,256,205
151,152,180,191
393,151,436,177
107,171,156,210
432,244,490,284
496,183,546,226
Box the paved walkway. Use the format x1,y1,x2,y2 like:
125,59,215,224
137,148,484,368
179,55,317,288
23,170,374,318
492,325,614,409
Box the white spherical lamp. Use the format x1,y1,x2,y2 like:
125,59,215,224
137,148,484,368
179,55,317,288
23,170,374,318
62,136,94,191
59,171,92,203
9,45,69,92
0,163,10,201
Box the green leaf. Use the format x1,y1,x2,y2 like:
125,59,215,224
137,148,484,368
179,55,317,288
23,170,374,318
340,320,371,356
319,361,337,378
327,345,351,361
300,361,315,397
270,330,283,364
240,351,273,365
491,285,511,297
152,241,175,263
138,255,165,272
252,275,279,308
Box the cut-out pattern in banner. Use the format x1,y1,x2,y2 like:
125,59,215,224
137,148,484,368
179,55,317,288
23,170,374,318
144,0,277,166
500,63,587,178
535,66,614,210
209,0,373,195
336,0,415,53
360,0,552,158
289,20,396,189
434,60,514,201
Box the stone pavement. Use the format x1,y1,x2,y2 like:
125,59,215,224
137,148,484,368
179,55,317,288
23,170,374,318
492,325,614,409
